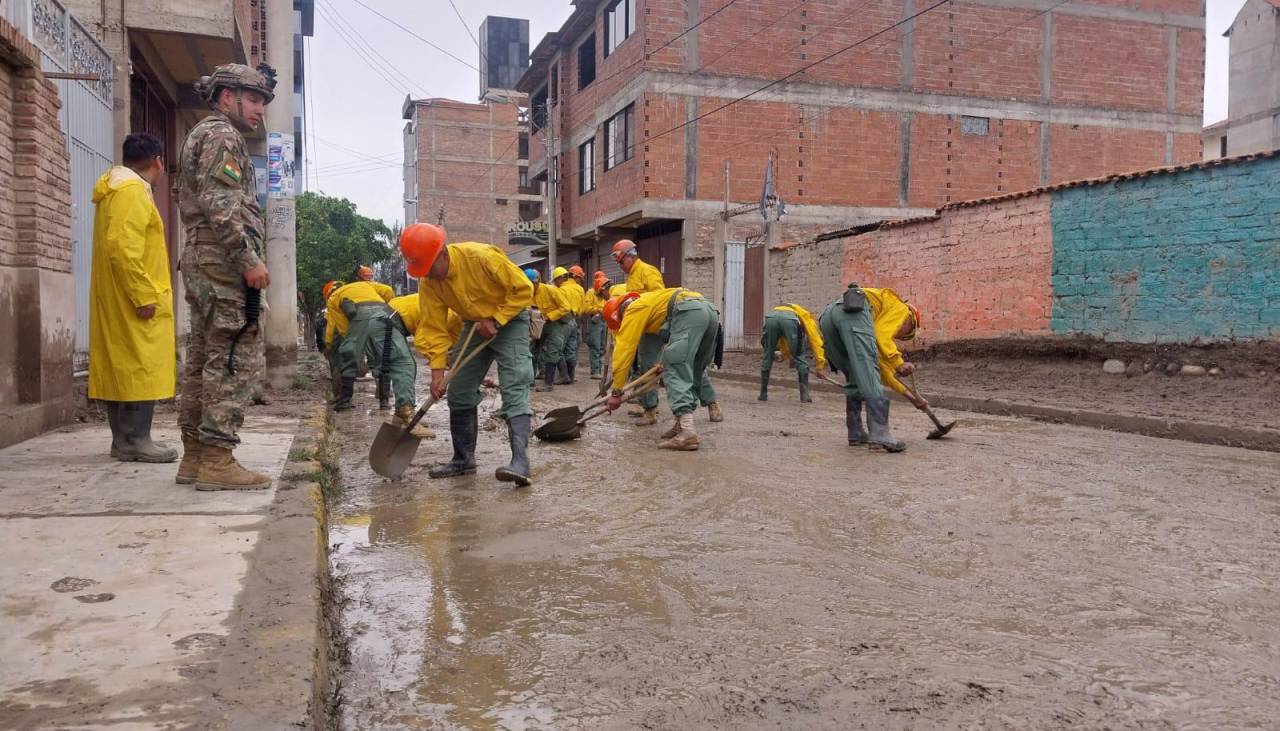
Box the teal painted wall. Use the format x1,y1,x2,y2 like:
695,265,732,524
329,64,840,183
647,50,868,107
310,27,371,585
1050,155,1280,343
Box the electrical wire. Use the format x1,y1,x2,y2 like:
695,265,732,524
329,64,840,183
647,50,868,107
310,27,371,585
305,35,318,190
447,0,479,49
349,0,480,72
320,0,432,96
316,2,430,97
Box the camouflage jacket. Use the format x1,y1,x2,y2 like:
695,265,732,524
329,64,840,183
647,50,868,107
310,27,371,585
177,111,263,274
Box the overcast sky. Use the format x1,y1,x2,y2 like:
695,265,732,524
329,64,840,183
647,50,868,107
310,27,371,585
307,0,1246,228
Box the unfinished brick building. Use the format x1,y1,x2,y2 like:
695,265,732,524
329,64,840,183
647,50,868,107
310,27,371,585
516,0,1205,343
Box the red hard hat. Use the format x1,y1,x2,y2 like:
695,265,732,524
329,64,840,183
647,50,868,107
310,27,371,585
322,280,342,301
602,292,639,331
592,271,608,291
611,239,637,262
400,223,446,278
569,264,585,278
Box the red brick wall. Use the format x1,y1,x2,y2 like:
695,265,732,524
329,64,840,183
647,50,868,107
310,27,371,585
1051,14,1168,112
1048,124,1167,184
842,194,1055,343
912,3,1044,101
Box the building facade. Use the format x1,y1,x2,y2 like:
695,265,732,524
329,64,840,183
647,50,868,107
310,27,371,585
1203,0,1280,160
517,0,1206,337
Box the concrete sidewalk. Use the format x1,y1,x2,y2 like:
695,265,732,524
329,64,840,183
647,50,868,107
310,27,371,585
0,414,326,730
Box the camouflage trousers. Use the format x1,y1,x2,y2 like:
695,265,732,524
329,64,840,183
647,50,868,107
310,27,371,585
179,243,262,449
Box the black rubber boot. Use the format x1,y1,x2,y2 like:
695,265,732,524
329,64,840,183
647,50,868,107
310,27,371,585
865,397,906,453
535,366,555,392
495,414,532,487
106,401,122,458
429,408,479,478
758,373,769,401
566,361,577,384
799,372,812,403
117,402,178,463
333,377,356,411
845,395,868,446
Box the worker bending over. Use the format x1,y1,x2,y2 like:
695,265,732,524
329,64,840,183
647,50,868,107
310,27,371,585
760,303,827,403
402,224,536,487
818,284,926,453
604,288,721,451
324,279,419,429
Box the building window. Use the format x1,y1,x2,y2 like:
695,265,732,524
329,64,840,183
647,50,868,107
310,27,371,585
604,104,635,170
605,0,635,57
519,168,529,188
1220,136,1228,158
550,63,559,104
518,134,529,159
496,198,509,206
578,34,596,89
579,138,595,194
961,115,989,136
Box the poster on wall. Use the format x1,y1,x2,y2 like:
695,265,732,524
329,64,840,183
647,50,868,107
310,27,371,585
268,132,295,199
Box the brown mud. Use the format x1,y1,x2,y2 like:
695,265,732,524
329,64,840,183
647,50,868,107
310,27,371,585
326,374,1280,729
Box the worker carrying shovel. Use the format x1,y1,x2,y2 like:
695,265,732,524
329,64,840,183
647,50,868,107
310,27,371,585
759,303,829,403
401,224,536,487
818,284,927,453
602,288,721,451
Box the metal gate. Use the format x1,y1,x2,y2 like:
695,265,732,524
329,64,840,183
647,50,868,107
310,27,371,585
724,242,746,350
6,0,116,370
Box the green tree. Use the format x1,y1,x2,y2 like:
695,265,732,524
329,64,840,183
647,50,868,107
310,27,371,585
296,192,395,345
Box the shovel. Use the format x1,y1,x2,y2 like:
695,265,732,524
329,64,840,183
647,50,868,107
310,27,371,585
909,373,957,440
535,378,662,442
540,364,662,434
368,326,493,479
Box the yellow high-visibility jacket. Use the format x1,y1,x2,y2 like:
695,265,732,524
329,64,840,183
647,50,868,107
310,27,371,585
773,304,827,371
532,281,570,322
625,257,665,293
325,280,393,345
370,281,395,301
88,166,175,401
417,242,534,369
390,294,461,358
864,287,913,395
610,288,704,392
557,279,587,316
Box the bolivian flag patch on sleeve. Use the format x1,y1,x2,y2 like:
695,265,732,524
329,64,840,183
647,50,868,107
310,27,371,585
213,150,243,186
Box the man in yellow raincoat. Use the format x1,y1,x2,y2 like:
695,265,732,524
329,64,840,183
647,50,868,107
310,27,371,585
759,303,827,404
89,133,177,463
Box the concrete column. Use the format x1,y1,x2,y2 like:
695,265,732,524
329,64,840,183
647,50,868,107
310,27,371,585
263,0,297,387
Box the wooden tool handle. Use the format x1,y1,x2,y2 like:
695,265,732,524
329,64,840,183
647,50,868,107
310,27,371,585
404,325,493,432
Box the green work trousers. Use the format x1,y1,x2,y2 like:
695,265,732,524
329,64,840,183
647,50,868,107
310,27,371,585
662,298,720,417
339,309,417,408
561,317,581,366
446,310,534,419
818,301,883,400
540,317,571,370
760,311,808,376
585,315,607,374
635,333,664,410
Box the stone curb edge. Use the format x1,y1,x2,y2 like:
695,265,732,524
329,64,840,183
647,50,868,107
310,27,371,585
202,404,337,730
711,370,1280,454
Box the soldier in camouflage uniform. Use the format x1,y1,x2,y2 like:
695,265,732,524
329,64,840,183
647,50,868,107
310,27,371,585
175,63,277,491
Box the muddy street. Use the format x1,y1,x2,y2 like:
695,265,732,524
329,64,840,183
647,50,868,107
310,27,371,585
326,376,1280,730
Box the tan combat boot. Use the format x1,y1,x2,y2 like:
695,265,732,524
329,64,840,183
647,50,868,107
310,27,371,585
194,446,272,491
627,405,646,417
658,414,699,451
394,405,434,439
175,435,202,485
659,417,681,440
638,408,659,426
707,402,724,423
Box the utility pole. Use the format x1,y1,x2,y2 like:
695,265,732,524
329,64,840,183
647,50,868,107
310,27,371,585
263,0,298,387
544,99,557,275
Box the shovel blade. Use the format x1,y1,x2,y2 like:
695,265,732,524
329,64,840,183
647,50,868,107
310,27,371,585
542,405,584,422
369,421,422,478
926,421,958,440
534,415,584,442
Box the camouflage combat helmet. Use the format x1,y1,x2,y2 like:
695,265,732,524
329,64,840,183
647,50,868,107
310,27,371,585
194,63,278,106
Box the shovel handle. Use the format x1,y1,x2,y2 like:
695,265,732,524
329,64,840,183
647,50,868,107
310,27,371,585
906,372,948,431
579,379,661,425
403,326,494,433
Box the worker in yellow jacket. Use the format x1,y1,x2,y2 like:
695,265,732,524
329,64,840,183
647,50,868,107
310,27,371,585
89,133,177,463
582,271,612,378
759,304,827,403
553,265,587,384
533,268,573,393
612,240,667,422
603,288,721,450
818,285,926,453
402,225,536,487
325,279,420,424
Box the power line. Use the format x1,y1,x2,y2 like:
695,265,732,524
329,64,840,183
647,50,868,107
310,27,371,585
587,0,748,92
316,2,430,97
305,35,319,190
446,0,479,49
315,3,413,96
349,0,479,72
319,0,431,96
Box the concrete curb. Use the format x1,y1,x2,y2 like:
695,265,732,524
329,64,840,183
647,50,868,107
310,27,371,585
711,370,1280,454
203,405,336,730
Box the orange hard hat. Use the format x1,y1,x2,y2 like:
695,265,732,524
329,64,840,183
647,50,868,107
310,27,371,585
611,239,637,262
357,265,373,280
322,280,342,300
602,292,639,331
400,223,446,278
569,264,585,278
904,301,922,339
592,271,608,291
